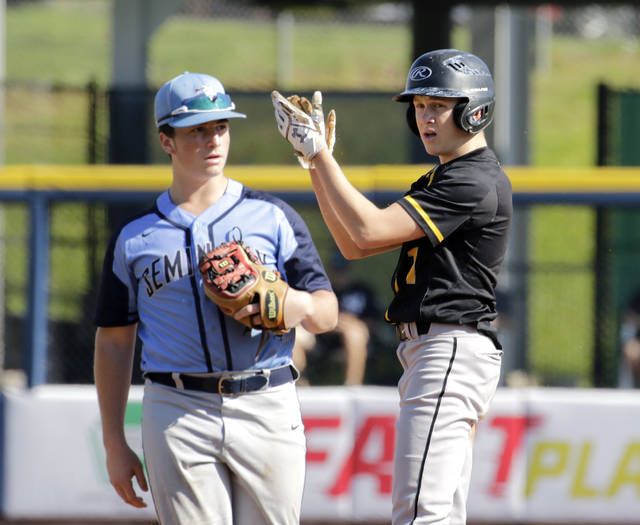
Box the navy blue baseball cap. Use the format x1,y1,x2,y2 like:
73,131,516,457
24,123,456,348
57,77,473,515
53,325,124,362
154,72,246,128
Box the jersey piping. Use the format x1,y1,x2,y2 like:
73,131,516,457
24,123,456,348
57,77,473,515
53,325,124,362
412,338,458,523
154,204,215,372
95,179,333,373
388,147,512,326
202,191,250,370
403,195,444,243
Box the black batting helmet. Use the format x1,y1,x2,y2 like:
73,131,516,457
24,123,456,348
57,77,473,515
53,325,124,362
394,49,495,135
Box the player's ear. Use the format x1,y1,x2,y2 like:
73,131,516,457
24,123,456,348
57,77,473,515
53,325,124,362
159,132,175,156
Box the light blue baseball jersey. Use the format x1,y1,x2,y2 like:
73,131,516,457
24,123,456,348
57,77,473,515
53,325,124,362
95,179,332,373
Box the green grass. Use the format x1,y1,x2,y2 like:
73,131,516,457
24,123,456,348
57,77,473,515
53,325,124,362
5,2,640,385
531,36,640,166
149,19,280,90
528,206,596,385
49,204,101,320
4,206,28,316
154,17,411,91
8,3,640,166
7,1,110,85
6,86,90,163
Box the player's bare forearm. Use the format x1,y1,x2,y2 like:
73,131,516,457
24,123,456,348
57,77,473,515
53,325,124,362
94,325,149,508
94,325,138,448
314,181,401,258
310,171,365,257
310,150,380,247
285,288,338,334
311,150,423,249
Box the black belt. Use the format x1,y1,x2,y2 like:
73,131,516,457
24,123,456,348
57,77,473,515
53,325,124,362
145,365,297,395
394,320,502,349
476,320,502,350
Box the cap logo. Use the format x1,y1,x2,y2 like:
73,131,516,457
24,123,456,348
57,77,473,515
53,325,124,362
194,84,216,100
409,66,432,81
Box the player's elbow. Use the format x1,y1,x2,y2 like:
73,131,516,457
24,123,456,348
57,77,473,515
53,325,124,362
353,229,387,252
338,245,368,261
338,229,382,258
354,233,377,251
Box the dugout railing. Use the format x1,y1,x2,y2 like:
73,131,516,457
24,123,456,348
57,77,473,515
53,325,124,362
3,165,640,389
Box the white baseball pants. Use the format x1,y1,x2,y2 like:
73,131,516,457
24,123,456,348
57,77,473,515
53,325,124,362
392,323,502,525
141,381,306,525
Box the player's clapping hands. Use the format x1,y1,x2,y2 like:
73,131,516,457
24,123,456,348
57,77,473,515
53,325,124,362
271,90,336,168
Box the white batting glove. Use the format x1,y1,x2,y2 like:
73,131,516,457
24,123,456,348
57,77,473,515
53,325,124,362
288,91,336,168
272,90,336,168
310,92,336,168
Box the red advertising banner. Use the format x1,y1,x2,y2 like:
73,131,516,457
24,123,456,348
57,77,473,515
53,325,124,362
2,385,639,523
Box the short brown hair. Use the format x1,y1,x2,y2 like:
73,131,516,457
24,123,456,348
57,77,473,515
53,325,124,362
158,124,175,137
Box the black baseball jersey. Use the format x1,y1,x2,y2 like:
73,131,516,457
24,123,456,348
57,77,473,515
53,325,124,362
386,147,512,326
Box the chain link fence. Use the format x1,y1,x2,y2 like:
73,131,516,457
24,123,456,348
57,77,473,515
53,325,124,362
2,1,640,387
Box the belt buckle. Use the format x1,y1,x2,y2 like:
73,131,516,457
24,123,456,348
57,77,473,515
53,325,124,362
396,323,409,341
218,373,268,395
217,375,233,394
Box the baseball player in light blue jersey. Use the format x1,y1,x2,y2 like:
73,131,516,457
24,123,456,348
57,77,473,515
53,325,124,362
94,72,339,525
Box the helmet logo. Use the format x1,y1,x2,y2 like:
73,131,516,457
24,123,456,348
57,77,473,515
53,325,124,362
444,57,485,76
409,66,432,81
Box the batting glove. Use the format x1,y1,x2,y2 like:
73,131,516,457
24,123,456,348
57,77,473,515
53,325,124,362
272,90,336,168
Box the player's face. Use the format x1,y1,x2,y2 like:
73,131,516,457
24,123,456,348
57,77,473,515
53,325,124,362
412,96,471,163
164,120,231,177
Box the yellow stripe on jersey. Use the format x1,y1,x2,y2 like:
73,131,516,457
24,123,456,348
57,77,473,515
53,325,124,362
404,195,444,243
426,167,437,186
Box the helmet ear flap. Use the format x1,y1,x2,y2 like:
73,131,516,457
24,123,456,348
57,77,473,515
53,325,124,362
453,101,469,132
406,104,419,136
407,98,492,135
464,103,494,133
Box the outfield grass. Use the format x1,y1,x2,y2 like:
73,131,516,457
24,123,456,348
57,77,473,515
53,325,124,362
528,206,596,385
530,36,640,166
5,2,640,386
8,3,640,165
7,1,111,85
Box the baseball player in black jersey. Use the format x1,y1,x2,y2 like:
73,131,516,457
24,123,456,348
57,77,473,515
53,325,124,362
272,49,512,524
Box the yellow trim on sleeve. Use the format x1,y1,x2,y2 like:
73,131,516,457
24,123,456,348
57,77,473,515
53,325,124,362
404,195,444,243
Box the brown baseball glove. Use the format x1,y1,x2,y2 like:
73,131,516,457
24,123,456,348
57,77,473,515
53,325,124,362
198,241,289,334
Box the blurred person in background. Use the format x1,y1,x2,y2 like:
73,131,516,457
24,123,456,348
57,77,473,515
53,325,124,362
93,71,337,525
618,290,640,388
294,251,381,386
